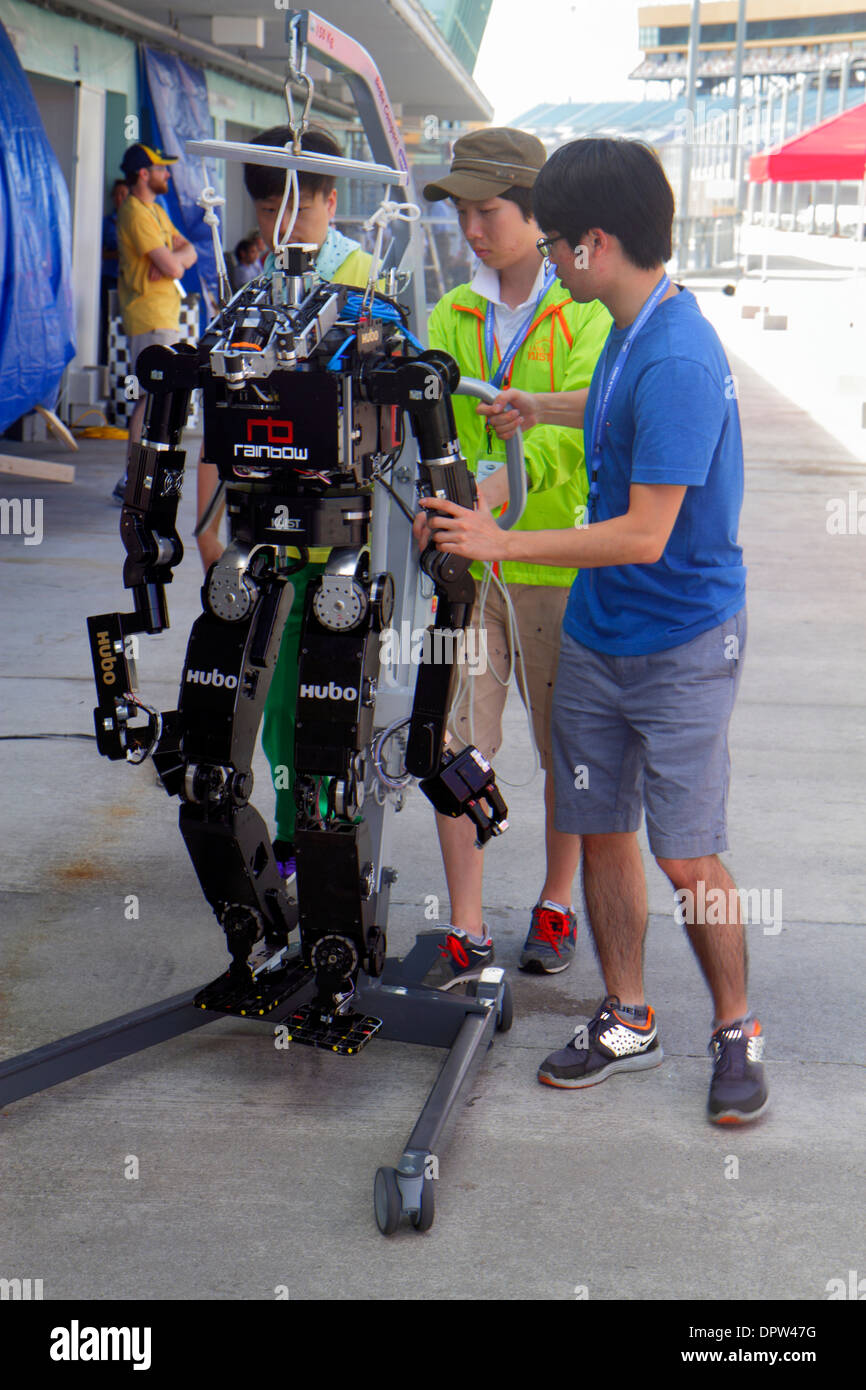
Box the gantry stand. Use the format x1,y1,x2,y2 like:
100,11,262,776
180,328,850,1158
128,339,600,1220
0,933,512,1235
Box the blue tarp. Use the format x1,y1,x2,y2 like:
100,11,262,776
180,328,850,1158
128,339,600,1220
141,47,220,307
0,20,76,433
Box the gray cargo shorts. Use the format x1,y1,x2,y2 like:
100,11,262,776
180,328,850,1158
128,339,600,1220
551,608,747,858
128,328,180,377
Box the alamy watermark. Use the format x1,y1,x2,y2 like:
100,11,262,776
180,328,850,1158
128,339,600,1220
379,621,488,675
0,496,43,545
826,491,866,535
674,882,783,936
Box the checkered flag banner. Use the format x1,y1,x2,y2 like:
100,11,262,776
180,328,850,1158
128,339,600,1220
107,293,202,428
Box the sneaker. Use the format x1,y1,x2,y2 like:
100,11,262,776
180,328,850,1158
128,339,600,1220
421,927,494,991
538,995,663,1089
520,901,578,973
707,1017,768,1124
273,839,296,882
112,475,128,505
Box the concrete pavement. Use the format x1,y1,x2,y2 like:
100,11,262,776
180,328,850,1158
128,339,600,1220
0,321,864,1299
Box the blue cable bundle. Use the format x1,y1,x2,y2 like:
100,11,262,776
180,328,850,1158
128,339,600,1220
342,293,424,352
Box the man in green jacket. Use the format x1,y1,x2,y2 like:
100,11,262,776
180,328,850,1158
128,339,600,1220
419,128,610,985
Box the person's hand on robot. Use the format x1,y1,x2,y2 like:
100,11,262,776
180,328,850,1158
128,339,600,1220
418,490,506,563
476,386,540,440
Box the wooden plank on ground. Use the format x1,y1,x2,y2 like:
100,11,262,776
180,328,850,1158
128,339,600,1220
0,454,76,484
34,405,79,452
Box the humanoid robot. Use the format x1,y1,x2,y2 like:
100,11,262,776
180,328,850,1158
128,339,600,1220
87,247,509,1049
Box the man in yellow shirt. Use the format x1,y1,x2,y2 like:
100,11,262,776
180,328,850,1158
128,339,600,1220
112,143,198,501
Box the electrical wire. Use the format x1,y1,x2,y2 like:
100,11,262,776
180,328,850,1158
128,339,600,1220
0,733,96,742
374,474,415,523
70,409,128,440
273,159,299,263
465,562,540,788
197,159,232,307
371,717,413,792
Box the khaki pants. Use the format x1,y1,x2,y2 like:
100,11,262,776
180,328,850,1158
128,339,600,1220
447,580,569,771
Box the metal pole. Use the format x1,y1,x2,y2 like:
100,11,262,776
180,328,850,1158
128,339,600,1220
679,0,702,270
796,73,808,133
730,0,747,187
839,52,851,113
816,62,827,123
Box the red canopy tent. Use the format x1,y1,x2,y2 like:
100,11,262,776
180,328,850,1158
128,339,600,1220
749,100,866,182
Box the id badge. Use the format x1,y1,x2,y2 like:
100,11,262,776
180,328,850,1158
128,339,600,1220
476,455,505,483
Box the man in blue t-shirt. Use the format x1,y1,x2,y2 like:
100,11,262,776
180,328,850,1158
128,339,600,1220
416,137,768,1127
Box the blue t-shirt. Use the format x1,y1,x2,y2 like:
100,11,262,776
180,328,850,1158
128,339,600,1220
563,286,746,656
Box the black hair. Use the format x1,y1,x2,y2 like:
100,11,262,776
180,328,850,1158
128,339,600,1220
243,126,343,201
234,236,255,259
533,138,674,269
499,185,535,221
449,184,536,220
111,178,127,192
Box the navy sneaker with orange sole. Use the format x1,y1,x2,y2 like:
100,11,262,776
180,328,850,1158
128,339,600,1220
538,996,663,1088
707,1017,769,1124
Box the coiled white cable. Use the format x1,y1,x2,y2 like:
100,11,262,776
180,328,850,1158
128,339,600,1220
372,717,413,793
361,198,420,309
196,159,232,307
273,156,300,261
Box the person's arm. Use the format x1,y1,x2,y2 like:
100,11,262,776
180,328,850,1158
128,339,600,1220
147,241,197,280
196,450,225,571
419,482,687,568
171,233,198,267
477,386,589,438
419,355,727,567
478,301,611,494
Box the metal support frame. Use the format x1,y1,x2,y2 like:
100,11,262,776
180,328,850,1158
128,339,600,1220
0,948,510,1234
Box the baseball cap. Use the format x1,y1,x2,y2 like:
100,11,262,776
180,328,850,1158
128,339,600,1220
121,143,179,179
423,127,547,203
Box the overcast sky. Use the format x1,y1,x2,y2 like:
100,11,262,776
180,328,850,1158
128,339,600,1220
473,0,646,122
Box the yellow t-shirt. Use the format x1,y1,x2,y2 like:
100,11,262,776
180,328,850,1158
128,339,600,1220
117,195,182,336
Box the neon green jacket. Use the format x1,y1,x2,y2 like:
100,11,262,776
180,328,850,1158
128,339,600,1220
428,282,610,587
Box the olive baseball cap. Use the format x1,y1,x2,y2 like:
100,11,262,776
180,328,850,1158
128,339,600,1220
423,127,547,203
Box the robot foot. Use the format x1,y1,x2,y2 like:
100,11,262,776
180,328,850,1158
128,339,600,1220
282,1001,383,1055
195,950,312,1017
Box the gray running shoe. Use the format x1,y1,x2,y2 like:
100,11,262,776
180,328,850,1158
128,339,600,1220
520,902,577,973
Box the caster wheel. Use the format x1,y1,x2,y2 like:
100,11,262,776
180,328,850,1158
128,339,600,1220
497,980,514,1033
409,1176,435,1232
374,1166,402,1235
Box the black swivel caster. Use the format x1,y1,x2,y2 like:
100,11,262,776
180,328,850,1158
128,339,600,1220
409,1175,435,1232
497,980,513,1033
466,976,513,1032
374,1166,402,1235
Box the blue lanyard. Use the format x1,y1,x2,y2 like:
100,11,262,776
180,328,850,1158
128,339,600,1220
484,268,556,389
586,274,671,522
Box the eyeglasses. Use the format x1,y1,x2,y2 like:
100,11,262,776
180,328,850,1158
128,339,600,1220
536,234,563,258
